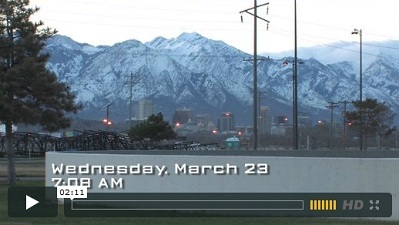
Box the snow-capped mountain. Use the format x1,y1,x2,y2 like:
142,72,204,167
45,33,399,125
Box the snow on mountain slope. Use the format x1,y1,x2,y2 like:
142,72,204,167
45,33,399,124
70,39,197,106
45,35,105,83
147,32,253,106
364,55,399,109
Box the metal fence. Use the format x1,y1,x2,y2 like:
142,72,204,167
0,130,219,157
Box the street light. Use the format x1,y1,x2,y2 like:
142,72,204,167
352,28,363,151
103,104,112,131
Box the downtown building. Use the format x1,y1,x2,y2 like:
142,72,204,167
217,112,235,133
172,107,194,126
194,114,213,129
259,106,271,135
137,100,154,121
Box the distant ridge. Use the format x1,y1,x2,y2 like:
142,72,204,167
45,33,399,124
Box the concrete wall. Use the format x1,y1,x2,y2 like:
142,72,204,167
46,151,399,219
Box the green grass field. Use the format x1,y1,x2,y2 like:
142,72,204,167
0,158,45,177
0,158,398,225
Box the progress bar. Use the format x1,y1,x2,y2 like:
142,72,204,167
63,193,392,217
71,199,304,211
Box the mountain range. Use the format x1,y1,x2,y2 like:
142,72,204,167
44,33,399,126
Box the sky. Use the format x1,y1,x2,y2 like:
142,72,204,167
30,0,399,55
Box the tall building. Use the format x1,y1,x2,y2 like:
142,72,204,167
172,107,193,125
298,111,312,127
194,114,212,128
259,106,271,135
218,112,235,133
275,115,289,126
137,100,154,120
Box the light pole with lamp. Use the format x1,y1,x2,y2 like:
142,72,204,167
103,104,112,131
351,28,363,151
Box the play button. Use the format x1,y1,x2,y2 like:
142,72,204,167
8,187,57,217
26,195,39,210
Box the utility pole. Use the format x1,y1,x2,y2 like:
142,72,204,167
243,56,269,149
340,100,349,150
258,91,267,148
294,0,299,150
240,1,270,150
125,71,141,129
106,104,111,131
326,102,339,150
283,60,303,148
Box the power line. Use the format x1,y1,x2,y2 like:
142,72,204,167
39,10,240,25
36,1,397,40
35,9,399,57
43,10,399,44
51,0,238,15
268,29,399,62
52,42,399,64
